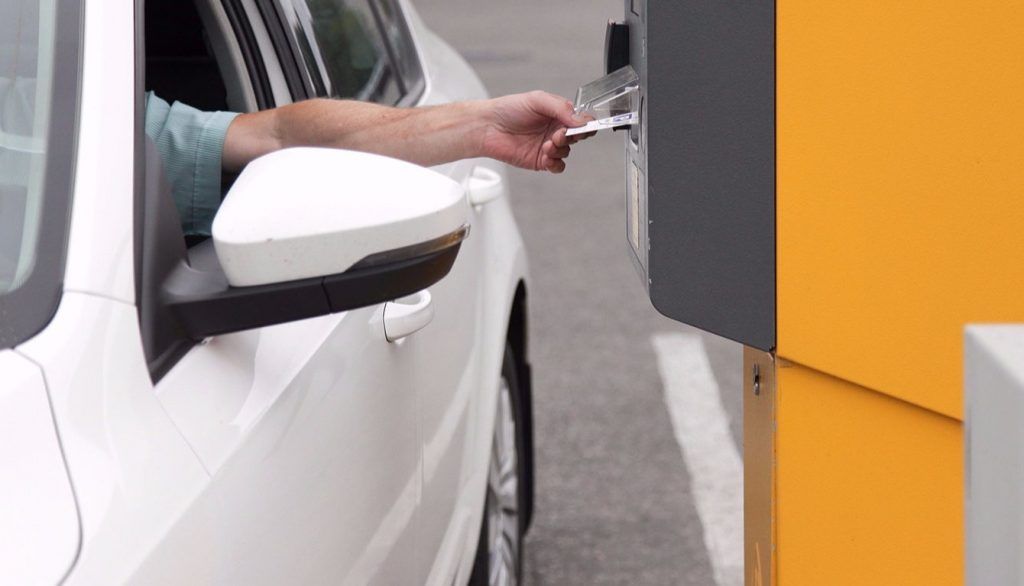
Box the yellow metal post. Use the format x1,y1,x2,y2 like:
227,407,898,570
744,349,776,586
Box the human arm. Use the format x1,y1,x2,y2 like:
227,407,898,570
222,91,592,174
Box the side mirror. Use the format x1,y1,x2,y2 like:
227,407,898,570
162,148,469,339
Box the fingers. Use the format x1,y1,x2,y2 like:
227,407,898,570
542,139,570,158
541,140,571,174
526,90,587,129
552,126,595,146
543,126,593,173
567,131,597,145
553,126,598,149
544,158,567,174
551,127,570,148
550,144,571,159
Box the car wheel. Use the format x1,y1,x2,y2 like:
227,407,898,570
469,344,526,586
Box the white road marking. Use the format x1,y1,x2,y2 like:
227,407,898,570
652,333,743,586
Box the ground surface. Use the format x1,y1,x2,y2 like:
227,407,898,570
416,3,745,584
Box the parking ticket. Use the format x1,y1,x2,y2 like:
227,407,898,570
566,112,638,137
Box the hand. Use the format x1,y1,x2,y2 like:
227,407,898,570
478,91,594,174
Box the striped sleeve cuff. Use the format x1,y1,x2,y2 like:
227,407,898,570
189,110,240,237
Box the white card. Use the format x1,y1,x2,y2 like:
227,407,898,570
566,111,639,137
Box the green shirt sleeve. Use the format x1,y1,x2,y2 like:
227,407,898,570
144,92,240,237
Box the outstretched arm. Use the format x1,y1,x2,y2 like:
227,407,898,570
222,91,591,174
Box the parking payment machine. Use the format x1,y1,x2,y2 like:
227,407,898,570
598,1,1024,584
613,1,775,352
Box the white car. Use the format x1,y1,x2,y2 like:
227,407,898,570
0,0,534,584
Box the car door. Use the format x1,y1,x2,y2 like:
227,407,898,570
273,2,491,581
133,2,422,584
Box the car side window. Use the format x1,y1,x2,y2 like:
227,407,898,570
277,0,402,104
373,0,424,103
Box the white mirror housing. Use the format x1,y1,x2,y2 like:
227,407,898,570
212,148,469,287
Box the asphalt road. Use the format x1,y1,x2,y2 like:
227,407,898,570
416,2,744,584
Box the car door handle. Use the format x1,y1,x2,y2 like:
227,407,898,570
383,290,434,342
467,165,503,206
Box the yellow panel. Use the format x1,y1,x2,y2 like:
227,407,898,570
775,362,962,585
777,0,1024,418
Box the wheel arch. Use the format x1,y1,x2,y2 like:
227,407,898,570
506,280,534,531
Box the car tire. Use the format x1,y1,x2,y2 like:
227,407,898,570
469,343,528,586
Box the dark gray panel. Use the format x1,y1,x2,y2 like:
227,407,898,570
628,0,775,350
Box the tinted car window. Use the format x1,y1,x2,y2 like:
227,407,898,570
373,0,423,100
0,0,80,347
0,1,57,292
279,0,401,104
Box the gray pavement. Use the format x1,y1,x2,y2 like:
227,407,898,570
415,2,744,584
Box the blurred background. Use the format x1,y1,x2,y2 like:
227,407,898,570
416,2,743,584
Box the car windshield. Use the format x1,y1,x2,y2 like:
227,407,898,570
0,0,78,347
0,0,57,292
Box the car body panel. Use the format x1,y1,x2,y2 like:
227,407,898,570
9,0,532,584
0,350,80,586
16,293,211,585
145,305,421,585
